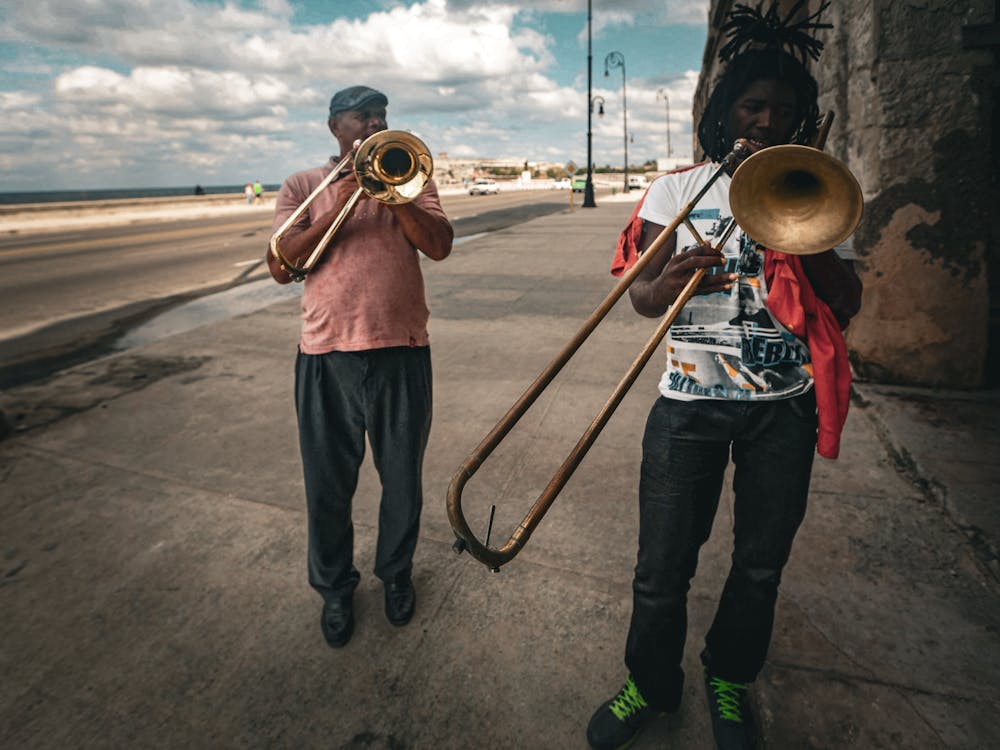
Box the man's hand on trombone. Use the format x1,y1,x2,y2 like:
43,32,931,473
266,177,361,284
628,220,737,319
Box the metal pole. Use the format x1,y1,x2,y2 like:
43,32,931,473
605,51,627,192
667,93,672,157
657,88,673,161
622,58,628,192
583,0,596,208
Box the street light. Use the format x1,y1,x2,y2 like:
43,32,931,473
583,0,597,208
605,50,628,192
591,95,605,116
656,88,672,161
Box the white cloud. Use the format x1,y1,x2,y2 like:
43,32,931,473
449,1,705,23
0,0,710,189
0,90,44,109
53,65,293,120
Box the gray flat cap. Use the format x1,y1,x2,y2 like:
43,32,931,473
328,85,388,117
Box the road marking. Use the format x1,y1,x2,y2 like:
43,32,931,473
0,217,269,257
454,233,488,246
234,259,260,267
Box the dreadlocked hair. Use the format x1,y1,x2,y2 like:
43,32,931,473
698,1,830,162
720,1,831,63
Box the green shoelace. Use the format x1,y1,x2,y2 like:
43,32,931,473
609,676,649,721
708,676,748,723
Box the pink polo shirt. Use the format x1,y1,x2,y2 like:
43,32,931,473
273,157,448,354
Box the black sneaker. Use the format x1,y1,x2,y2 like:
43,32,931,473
586,675,665,750
704,671,756,750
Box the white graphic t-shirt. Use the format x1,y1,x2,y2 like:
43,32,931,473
638,162,814,402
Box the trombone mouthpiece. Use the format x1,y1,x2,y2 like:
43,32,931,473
721,139,751,171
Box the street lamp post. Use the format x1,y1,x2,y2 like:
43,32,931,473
588,95,605,195
657,88,672,162
605,51,628,192
583,0,597,208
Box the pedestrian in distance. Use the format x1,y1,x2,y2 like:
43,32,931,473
244,182,254,205
253,179,264,203
265,85,453,649
588,3,861,749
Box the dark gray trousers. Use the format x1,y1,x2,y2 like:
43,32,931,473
625,392,817,710
295,346,432,602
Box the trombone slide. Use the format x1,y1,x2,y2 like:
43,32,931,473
447,149,747,571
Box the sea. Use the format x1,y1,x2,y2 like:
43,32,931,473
0,184,281,205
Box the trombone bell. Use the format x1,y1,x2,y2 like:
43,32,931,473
355,130,433,204
729,144,863,255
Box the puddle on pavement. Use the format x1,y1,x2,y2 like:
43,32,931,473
113,279,301,351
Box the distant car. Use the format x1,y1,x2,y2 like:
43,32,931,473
553,178,571,190
468,178,500,195
571,178,587,193
628,174,650,190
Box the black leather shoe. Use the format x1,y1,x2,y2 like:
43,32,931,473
384,574,416,626
320,596,354,648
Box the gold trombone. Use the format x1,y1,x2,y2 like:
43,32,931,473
269,129,433,281
447,121,863,572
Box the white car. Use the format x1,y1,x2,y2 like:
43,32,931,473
553,178,571,190
468,178,500,195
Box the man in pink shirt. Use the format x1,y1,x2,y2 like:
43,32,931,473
266,85,453,648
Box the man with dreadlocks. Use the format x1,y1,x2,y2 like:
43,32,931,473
589,3,861,750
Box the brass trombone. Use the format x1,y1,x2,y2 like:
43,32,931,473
270,129,433,281
447,131,863,572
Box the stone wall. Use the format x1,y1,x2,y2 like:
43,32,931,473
695,0,997,387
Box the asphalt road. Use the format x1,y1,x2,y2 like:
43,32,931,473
0,189,590,387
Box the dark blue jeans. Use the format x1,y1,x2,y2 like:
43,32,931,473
625,392,817,711
295,346,432,602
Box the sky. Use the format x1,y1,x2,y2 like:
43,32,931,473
0,0,710,191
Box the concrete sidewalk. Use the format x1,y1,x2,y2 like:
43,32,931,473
1,201,998,749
